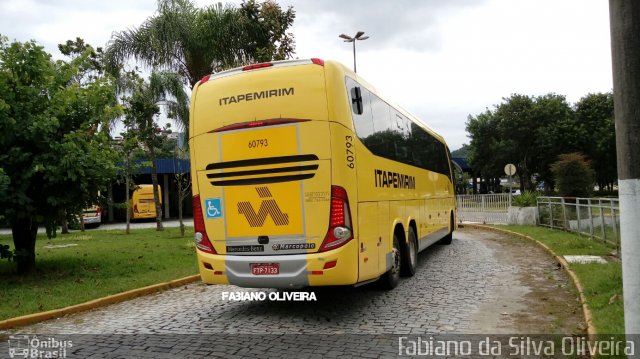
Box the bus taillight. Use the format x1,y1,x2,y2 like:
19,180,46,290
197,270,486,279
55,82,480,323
319,186,353,252
192,195,216,254
242,62,274,71
210,118,310,133
199,75,211,85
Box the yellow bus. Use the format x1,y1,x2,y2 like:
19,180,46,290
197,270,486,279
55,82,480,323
130,184,162,220
189,58,456,289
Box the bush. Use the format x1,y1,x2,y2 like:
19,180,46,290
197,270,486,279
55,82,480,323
550,153,594,197
512,191,538,207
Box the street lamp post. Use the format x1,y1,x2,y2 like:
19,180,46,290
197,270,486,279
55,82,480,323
339,31,369,73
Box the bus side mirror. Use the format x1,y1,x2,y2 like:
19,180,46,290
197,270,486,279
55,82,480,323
351,87,363,115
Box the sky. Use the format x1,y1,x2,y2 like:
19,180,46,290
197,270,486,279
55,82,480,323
0,0,613,150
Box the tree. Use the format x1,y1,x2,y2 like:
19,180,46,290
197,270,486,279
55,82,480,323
57,38,114,235
528,93,575,190
105,0,296,88
114,131,147,234
174,146,191,237
237,0,296,64
122,71,189,231
0,36,121,273
450,144,470,159
466,107,512,193
573,93,616,191
466,93,574,192
550,153,595,197
0,168,8,201
0,168,8,253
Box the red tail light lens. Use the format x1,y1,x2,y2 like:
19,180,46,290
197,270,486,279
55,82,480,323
192,195,216,254
133,204,138,213
199,75,211,85
323,260,337,270
320,186,353,252
242,62,274,71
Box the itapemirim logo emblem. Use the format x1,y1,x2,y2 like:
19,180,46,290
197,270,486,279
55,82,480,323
237,187,289,227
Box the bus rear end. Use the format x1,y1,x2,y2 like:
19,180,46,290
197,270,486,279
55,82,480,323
131,185,161,220
189,59,358,288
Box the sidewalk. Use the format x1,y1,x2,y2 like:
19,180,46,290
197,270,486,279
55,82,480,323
0,218,193,236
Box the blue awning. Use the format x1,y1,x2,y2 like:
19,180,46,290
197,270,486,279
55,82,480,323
133,158,190,174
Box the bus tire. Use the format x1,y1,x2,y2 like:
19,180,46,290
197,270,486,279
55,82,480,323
380,235,401,289
400,227,418,277
438,213,454,245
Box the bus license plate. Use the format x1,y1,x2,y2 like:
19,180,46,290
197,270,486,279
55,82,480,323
251,263,279,275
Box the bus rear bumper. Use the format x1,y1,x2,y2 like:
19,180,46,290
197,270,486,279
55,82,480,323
131,213,156,219
82,216,101,225
226,254,309,288
197,240,359,288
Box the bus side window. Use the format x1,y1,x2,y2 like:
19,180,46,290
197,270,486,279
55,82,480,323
370,94,390,134
347,77,374,139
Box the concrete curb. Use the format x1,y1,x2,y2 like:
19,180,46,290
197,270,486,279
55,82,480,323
460,224,597,336
0,274,201,330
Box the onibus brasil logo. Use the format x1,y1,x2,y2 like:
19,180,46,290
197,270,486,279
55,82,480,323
7,335,72,358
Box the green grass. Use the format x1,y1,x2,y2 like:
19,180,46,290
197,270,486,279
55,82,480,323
504,225,614,256
571,263,624,334
0,227,197,321
502,225,624,334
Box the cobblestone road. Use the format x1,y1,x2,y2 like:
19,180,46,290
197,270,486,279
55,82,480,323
1,228,582,358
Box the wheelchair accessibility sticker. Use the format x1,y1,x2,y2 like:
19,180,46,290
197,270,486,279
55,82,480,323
205,198,222,219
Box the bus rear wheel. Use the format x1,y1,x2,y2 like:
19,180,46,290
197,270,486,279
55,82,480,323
400,227,418,277
380,235,401,289
438,213,454,245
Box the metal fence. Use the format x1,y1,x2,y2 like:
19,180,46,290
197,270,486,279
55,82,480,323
456,194,510,224
536,196,620,249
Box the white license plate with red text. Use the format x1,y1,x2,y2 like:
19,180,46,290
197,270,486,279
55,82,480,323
251,263,279,275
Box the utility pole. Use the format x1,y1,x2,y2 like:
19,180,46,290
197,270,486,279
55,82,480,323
609,0,640,336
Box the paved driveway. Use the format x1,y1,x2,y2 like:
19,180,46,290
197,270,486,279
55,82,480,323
1,228,583,358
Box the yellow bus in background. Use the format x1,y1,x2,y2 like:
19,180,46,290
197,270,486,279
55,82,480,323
189,59,456,289
130,184,162,220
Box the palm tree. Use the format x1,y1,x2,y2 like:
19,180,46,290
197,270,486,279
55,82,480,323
122,71,189,231
107,0,294,231
105,0,296,89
